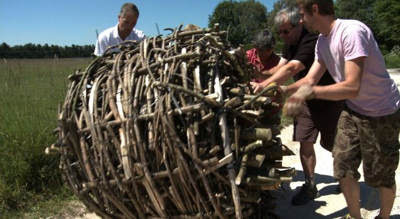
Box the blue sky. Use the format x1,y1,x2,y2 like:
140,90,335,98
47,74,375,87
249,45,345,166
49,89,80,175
0,0,277,46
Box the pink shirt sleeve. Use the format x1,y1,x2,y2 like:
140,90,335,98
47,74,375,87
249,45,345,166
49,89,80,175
342,25,370,61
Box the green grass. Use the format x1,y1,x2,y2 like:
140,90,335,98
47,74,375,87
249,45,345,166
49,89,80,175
0,186,77,219
0,58,92,216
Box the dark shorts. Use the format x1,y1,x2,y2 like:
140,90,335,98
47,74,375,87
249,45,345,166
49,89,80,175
333,107,400,188
293,102,343,151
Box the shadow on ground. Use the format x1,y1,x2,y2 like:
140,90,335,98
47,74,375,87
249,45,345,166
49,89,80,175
273,170,400,219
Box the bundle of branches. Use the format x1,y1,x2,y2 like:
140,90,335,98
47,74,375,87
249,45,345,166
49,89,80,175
50,24,295,218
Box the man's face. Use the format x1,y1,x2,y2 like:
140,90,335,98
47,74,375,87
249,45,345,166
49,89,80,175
299,5,315,32
278,21,299,45
118,11,138,32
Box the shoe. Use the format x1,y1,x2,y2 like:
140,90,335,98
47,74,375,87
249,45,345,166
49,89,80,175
291,183,319,205
335,184,341,193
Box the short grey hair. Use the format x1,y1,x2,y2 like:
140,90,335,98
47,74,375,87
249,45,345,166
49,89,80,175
120,3,139,17
252,29,275,50
274,7,301,27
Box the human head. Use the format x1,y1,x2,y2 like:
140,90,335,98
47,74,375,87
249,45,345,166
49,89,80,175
118,3,140,33
274,7,303,45
252,28,276,60
296,0,335,33
296,0,334,16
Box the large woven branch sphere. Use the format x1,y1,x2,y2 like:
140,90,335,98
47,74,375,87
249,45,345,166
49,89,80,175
54,25,293,218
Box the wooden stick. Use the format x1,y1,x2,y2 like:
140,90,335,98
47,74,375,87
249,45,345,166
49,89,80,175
214,67,242,219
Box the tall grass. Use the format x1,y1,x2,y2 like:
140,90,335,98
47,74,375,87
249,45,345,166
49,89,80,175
0,58,92,213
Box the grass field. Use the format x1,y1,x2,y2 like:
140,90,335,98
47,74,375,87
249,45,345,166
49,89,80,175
0,58,92,216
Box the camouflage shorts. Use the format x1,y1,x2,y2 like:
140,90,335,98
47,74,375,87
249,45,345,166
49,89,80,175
332,107,400,188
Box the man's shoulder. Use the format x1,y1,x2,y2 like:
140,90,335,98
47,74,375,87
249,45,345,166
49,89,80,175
335,19,371,35
98,26,117,40
299,30,318,46
294,29,318,54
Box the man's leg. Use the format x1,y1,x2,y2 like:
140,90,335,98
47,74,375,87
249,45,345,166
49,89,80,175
299,141,316,183
291,141,319,205
359,110,400,219
340,175,361,219
291,104,319,205
332,109,363,218
376,185,396,219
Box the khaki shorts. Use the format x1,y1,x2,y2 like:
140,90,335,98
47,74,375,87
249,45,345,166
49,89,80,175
333,107,400,188
293,101,343,151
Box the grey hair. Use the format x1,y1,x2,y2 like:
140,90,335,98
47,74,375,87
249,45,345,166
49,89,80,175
252,29,275,50
120,3,139,17
274,7,301,27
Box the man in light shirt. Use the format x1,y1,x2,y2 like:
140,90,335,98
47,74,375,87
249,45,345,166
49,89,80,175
94,2,145,56
252,7,343,206
284,0,400,218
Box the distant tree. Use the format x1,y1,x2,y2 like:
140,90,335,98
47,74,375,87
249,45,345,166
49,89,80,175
208,0,268,47
0,43,11,58
267,0,297,28
335,0,377,34
373,0,400,51
0,43,95,59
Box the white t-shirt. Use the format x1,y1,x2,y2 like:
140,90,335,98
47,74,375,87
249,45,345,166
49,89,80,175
94,24,145,56
316,19,400,117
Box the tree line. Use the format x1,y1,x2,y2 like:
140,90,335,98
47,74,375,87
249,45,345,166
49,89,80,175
209,0,400,54
1,0,398,59
0,43,94,59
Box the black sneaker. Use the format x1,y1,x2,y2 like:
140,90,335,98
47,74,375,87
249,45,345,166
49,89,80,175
291,183,319,205
335,184,342,193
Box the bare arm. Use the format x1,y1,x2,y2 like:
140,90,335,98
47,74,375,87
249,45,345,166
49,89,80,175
285,59,327,95
312,57,364,100
260,57,288,75
283,57,364,117
251,59,305,92
252,57,288,80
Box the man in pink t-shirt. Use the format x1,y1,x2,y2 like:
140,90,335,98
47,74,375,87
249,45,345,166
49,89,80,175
283,0,400,218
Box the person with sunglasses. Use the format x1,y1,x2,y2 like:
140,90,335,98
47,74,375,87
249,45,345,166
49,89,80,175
251,7,343,206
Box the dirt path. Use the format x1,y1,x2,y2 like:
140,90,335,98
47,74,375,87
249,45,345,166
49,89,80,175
275,125,400,219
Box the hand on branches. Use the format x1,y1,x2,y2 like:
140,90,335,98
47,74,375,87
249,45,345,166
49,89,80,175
283,84,315,117
250,80,269,93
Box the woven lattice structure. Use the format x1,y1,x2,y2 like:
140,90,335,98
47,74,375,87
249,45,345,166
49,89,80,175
52,25,295,218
